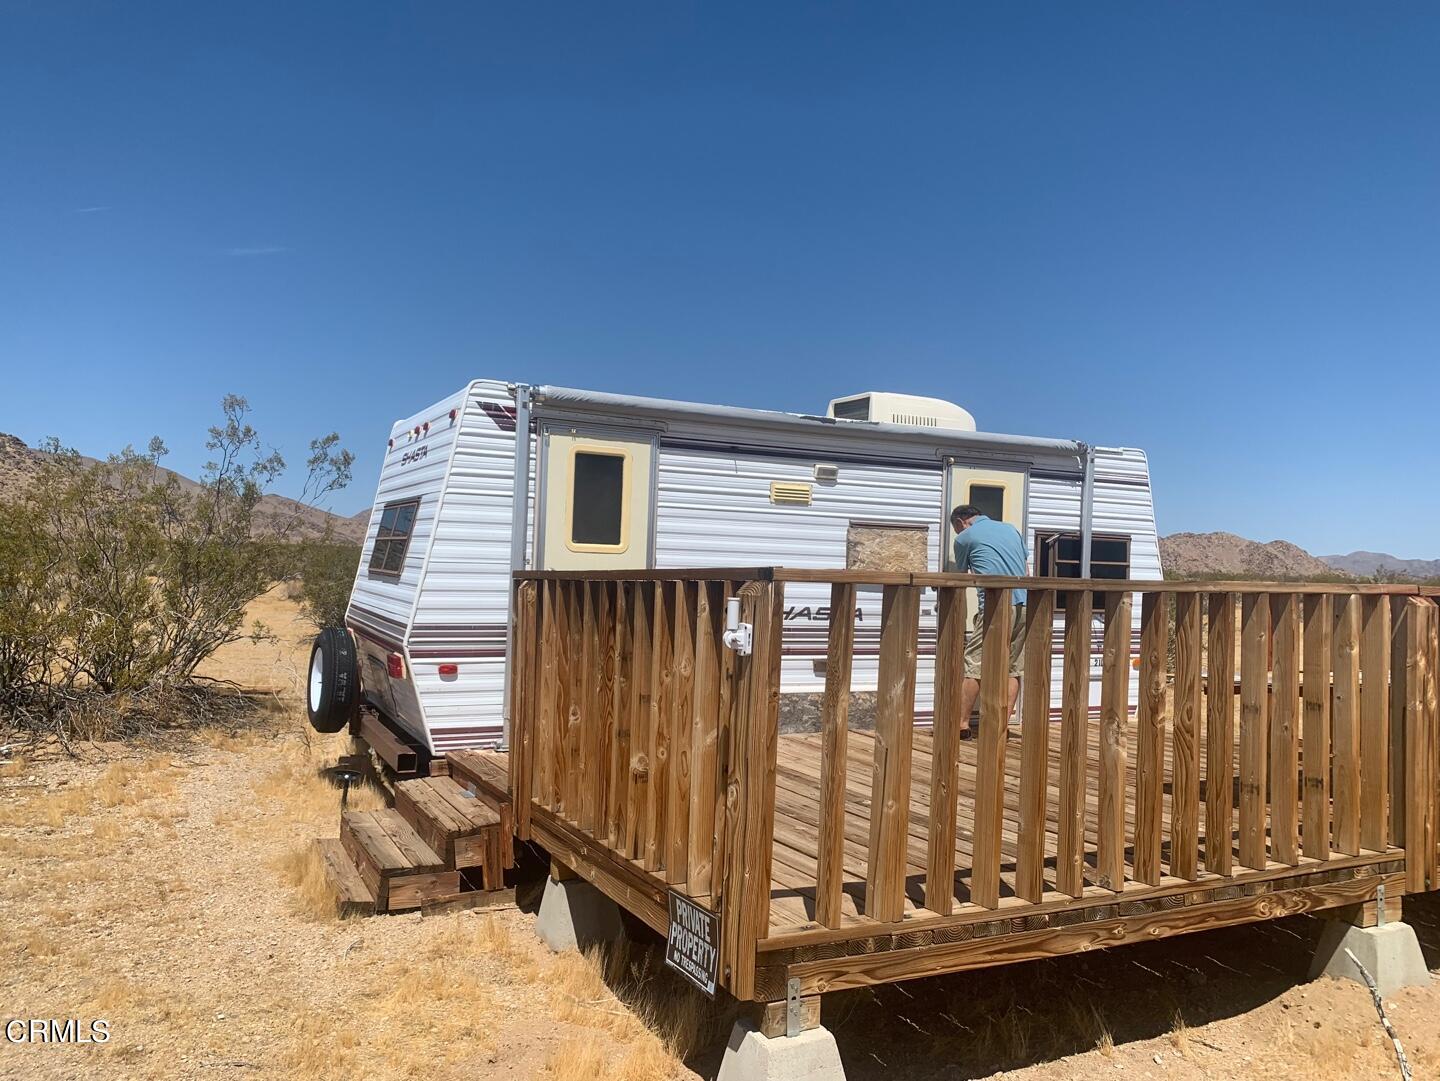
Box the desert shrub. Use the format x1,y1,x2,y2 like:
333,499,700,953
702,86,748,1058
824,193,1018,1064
0,512,68,720
0,396,352,740
293,541,362,631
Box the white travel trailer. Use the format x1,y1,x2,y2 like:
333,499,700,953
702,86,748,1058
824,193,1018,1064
324,379,1160,756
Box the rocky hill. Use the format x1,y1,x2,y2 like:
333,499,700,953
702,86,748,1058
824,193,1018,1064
0,431,366,543
1159,531,1346,580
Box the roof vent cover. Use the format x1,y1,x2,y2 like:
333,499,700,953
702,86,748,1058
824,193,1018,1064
826,392,976,432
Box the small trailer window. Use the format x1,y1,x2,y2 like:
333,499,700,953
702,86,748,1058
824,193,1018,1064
967,483,1006,522
368,498,420,577
1035,531,1130,581
570,449,627,549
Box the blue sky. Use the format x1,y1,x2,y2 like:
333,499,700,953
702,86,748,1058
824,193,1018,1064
3,3,1438,556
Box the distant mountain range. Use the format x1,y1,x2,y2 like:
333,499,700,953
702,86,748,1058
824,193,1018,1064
0,431,367,544
1320,551,1440,580
1161,531,1440,583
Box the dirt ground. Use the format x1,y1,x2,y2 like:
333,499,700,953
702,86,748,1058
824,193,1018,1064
3,590,1440,1081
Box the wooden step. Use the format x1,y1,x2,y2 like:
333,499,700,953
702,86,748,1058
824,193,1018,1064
395,776,506,888
446,749,515,869
340,808,457,911
316,837,376,918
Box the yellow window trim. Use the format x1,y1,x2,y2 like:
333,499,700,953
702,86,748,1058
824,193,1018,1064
564,444,633,554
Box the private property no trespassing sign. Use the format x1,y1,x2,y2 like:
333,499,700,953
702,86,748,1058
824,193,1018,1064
664,891,720,997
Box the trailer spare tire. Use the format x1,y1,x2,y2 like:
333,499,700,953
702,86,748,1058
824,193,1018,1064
307,627,359,734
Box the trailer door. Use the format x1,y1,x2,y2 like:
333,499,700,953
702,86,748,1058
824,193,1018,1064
944,462,1027,570
540,429,654,571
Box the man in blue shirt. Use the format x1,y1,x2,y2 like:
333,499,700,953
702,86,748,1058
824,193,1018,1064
950,504,1028,739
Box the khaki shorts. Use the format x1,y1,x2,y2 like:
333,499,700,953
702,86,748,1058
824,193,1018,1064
963,602,1027,680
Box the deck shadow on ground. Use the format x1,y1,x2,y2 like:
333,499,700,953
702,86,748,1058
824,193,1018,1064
682,900,1439,1081
818,901,1440,1081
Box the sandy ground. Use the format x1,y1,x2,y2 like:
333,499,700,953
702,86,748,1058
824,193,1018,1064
3,590,1439,1081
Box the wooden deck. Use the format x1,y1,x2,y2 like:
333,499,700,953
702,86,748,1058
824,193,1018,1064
763,722,1403,939
507,569,1440,1005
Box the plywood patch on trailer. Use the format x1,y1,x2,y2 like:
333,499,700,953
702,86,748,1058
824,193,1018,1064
846,522,929,574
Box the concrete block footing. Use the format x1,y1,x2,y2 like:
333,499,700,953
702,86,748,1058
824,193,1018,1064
534,874,624,953
717,1020,845,1081
1309,920,1431,999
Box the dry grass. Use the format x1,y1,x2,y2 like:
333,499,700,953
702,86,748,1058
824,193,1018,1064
1170,1008,1192,1058
7,784,89,828
275,840,348,922
88,817,126,844
94,757,180,807
195,724,272,753
83,977,154,1021
274,914,509,1079
23,931,60,958
276,1010,367,1081
237,731,383,922
251,727,384,833
473,909,546,983
544,935,714,1069
256,721,385,922
537,1036,680,1081
1095,1010,1116,1058
0,754,181,830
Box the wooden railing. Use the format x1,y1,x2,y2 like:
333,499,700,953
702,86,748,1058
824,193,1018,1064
510,569,1440,1000
509,570,785,997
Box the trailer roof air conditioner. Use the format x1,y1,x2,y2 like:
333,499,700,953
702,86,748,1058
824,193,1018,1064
826,392,977,432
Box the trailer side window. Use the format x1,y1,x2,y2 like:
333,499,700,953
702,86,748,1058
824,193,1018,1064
1035,531,1130,581
570,449,628,549
368,498,420,577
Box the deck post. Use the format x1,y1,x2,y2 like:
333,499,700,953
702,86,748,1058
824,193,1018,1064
865,583,921,921
509,579,538,839
719,580,783,1001
818,581,857,928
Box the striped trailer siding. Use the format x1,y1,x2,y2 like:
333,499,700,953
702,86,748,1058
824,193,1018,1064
345,387,468,742
407,381,531,753
652,443,945,712
346,380,522,752
653,443,1161,725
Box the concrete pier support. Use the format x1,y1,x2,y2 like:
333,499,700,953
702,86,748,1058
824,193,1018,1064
534,864,624,953
716,1019,846,1081
1309,921,1430,998
1309,896,1430,998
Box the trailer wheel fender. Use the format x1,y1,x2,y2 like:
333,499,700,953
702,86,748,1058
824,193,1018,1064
307,627,360,734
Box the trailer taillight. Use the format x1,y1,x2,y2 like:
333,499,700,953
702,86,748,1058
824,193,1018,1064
387,653,405,679
438,663,458,677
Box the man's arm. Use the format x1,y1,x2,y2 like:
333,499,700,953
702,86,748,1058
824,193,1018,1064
952,532,973,573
